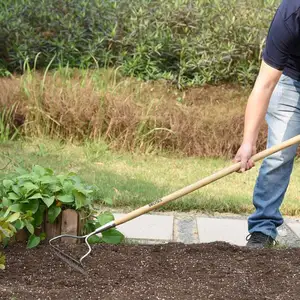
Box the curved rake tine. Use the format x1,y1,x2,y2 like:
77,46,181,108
48,221,116,274
49,234,88,275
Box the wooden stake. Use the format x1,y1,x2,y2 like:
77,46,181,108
61,209,78,244
45,210,62,239
15,229,28,242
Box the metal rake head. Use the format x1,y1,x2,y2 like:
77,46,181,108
48,221,115,274
49,234,91,275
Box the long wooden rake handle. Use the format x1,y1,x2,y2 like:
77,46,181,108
114,135,300,227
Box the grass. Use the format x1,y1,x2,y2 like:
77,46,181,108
1,68,269,158
0,104,19,143
1,138,300,216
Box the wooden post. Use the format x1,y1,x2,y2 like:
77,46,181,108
15,229,28,242
45,210,62,239
61,209,78,243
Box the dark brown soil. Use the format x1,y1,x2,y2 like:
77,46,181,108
1,242,300,300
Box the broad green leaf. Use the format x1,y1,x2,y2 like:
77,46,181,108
68,172,78,177
19,198,29,204
25,222,34,235
15,167,28,175
0,220,12,238
73,190,86,209
57,194,74,203
21,199,39,213
103,197,113,206
28,193,43,199
23,182,39,193
6,212,20,223
14,219,25,230
8,192,19,200
3,180,13,189
74,183,92,195
39,232,46,241
32,205,46,227
10,204,21,212
0,225,10,239
3,207,11,218
27,234,40,248
102,229,124,244
63,181,74,194
2,197,12,208
44,168,54,175
48,205,61,223
40,176,57,184
49,184,62,193
2,237,9,247
42,196,55,208
0,253,5,270
87,235,101,244
12,185,21,196
57,175,66,185
97,212,114,226
33,165,46,177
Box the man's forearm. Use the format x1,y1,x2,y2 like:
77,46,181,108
242,61,282,146
243,85,275,145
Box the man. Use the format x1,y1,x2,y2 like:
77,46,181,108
234,0,300,248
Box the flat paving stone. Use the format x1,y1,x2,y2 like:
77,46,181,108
174,216,199,244
277,222,300,247
286,220,300,236
197,217,248,246
113,213,173,241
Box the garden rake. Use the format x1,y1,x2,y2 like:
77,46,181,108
49,135,300,274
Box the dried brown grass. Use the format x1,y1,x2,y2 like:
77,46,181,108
0,70,268,158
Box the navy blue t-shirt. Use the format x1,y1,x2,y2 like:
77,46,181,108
263,0,300,80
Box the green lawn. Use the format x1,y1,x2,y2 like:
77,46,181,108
1,138,300,216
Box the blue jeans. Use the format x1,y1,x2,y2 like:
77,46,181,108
248,74,300,239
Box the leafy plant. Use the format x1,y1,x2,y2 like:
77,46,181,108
0,214,17,270
0,165,125,250
0,165,94,247
84,211,124,245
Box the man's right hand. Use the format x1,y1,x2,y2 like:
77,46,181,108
234,143,256,172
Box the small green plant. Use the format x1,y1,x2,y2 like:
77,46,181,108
0,165,94,248
0,214,17,270
0,165,124,249
84,211,124,244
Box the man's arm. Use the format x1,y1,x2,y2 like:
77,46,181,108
234,1,296,172
234,61,282,172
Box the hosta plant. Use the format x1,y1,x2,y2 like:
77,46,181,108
0,165,124,249
0,165,95,248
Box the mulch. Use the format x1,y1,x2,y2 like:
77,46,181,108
1,242,300,300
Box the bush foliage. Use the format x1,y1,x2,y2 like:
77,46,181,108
0,165,124,255
0,0,278,86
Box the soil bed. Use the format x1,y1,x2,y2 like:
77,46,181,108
1,242,300,300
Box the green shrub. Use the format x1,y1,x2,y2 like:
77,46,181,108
0,165,124,249
0,0,279,86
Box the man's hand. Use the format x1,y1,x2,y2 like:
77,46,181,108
234,143,256,172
